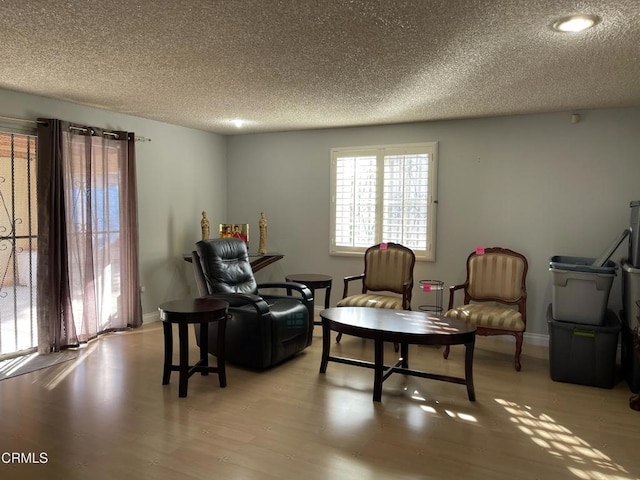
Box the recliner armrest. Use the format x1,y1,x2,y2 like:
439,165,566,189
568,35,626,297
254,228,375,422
203,293,270,316
257,282,313,302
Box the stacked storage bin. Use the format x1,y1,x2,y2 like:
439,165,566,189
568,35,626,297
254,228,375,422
621,261,640,392
547,256,620,388
621,200,640,393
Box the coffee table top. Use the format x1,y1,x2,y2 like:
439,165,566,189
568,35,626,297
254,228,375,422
320,307,475,341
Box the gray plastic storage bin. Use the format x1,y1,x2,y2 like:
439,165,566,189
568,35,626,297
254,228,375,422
622,260,640,329
550,255,617,325
621,323,640,393
547,305,620,389
630,201,640,268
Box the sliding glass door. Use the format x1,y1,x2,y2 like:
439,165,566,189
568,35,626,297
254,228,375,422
0,131,38,358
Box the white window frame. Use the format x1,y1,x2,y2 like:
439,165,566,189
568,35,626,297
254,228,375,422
330,142,438,261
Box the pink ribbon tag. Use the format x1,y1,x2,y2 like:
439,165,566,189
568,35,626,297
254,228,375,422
380,243,388,250
476,246,485,255
422,283,432,292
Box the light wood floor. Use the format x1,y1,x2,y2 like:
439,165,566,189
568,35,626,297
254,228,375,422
0,321,638,480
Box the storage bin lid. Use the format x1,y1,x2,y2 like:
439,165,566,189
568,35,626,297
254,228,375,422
622,259,640,273
549,255,617,275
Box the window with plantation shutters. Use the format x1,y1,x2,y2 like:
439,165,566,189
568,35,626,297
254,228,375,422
330,142,438,260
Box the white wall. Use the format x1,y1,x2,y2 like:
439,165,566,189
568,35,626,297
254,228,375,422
226,108,640,339
3,85,639,339
0,88,227,316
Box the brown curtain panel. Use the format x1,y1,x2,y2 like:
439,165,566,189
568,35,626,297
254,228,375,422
37,119,142,352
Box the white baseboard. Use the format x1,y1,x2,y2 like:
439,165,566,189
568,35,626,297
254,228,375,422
524,331,549,347
143,311,160,324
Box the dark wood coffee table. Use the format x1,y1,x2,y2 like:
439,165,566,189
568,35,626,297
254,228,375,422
319,307,477,402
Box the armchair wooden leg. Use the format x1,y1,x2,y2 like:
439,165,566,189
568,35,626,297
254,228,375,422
514,332,523,371
443,345,450,359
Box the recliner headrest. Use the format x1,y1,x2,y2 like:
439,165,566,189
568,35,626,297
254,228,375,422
195,238,258,294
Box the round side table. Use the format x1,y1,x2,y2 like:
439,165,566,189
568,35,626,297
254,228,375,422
285,273,333,325
159,297,229,398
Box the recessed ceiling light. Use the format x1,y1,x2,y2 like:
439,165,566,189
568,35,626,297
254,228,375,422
232,119,244,128
552,14,600,32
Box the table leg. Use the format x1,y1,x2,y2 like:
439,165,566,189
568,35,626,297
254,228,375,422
464,339,476,402
324,285,331,309
320,320,330,373
373,338,384,402
199,322,209,375
309,288,316,305
178,322,189,398
216,315,227,388
305,288,322,326
400,342,409,368
162,322,172,385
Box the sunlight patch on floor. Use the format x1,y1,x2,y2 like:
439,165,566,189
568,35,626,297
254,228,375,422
404,387,478,423
496,398,632,480
0,351,38,376
45,342,98,390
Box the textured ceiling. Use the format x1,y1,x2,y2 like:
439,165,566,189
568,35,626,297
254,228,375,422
0,0,639,135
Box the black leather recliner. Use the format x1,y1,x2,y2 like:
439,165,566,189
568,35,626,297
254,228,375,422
192,238,313,370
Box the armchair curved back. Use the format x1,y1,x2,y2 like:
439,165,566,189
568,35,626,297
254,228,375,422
196,238,258,295
363,243,416,299
336,242,416,347
444,247,528,371
464,248,528,305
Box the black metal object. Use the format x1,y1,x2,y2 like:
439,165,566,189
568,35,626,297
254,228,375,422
0,131,38,357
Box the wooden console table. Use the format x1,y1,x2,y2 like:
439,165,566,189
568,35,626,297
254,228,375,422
248,253,284,273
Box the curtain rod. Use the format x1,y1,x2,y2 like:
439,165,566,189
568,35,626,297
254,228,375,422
68,125,151,142
0,114,151,142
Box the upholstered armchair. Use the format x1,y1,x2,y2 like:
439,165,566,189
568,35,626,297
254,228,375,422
444,247,528,371
192,238,313,370
335,242,416,344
